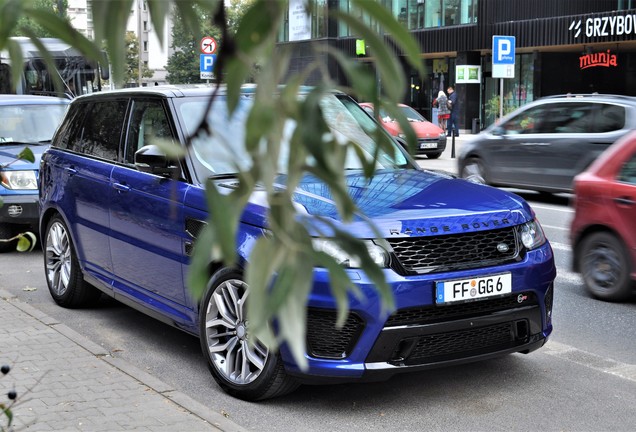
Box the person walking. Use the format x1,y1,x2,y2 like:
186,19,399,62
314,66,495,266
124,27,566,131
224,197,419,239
446,85,459,137
433,90,450,132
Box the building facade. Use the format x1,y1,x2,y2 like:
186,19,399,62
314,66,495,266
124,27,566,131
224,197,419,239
67,0,173,87
277,0,636,132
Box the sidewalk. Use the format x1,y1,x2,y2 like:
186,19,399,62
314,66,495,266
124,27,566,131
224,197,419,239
0,289,247,432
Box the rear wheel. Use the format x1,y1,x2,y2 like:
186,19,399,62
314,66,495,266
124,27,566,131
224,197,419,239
43,215,101,307
579,232,633,301
461,157,487,184
200,268,299,401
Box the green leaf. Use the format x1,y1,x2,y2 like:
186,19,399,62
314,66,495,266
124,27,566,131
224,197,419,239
16,147,34,163
352,0,424,76
91,0,135,85
0,0,22,43
234,0,282,54
16,232,37,252
5,39,25,95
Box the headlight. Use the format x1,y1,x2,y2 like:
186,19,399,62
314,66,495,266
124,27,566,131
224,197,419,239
1,170,38,190
312,239,389,268
519,219,547,250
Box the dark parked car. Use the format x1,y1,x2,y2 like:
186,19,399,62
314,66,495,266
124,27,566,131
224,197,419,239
458,94,636,193
39,86,556,401
0,95,69,251
571,130,636,301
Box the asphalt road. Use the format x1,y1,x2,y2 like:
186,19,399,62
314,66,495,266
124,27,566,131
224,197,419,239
2,147,635,431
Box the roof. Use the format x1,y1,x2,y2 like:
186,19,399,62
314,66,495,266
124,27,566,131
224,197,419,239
0,94,70,105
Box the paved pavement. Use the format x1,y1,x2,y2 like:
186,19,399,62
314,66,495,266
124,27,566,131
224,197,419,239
0,289,247,432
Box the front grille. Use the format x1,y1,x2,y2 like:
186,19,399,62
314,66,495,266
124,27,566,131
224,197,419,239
306,309,364,359
385,291,537,327
406,322,515,364
388,227,518,273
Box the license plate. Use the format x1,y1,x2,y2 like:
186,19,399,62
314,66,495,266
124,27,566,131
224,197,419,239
436,273,512,304
420,142,437,149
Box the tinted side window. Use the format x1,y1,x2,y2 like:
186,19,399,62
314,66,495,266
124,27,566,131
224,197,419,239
74,99,129,161
534,102,593,134
501,105,545,134
591,104,625,133
125,99,175,165
54,103,88,150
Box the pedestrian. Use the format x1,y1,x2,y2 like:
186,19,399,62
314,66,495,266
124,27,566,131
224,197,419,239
446,85,459,137
432,90,450,132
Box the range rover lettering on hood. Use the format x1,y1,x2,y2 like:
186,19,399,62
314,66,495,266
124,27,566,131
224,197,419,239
390,218,511,235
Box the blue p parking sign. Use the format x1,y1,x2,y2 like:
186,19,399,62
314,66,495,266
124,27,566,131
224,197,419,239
200,54,216,79
492,36,515,78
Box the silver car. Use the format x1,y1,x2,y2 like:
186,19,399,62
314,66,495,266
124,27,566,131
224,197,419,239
458,94,636,193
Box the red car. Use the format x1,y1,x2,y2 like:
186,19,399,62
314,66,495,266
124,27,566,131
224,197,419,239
359,102,446,159
571,130,636,301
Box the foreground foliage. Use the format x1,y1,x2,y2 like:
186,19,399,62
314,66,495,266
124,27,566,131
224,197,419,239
0,0,423,366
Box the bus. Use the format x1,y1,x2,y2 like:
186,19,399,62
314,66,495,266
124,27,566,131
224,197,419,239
0,37,109,98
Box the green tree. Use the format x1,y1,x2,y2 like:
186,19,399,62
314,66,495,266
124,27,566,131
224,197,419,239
165,5,219,84
0,0,423,367
124,31,153,85
13,0,68,37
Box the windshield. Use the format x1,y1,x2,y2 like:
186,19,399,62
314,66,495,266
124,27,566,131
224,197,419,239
399,105,426,122
0,103,68,144
176,93,413,180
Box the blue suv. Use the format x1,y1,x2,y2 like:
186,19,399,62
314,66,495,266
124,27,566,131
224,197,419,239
0,95,69,252
39,86,556,400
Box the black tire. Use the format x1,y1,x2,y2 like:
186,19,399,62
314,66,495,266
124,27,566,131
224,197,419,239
43,215,101,308
200,268,299,401
579,232,633,301
0,223,17,253
461,157,488,184
428,152,443,159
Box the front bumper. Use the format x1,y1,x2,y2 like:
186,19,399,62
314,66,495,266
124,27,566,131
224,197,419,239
283,243,555,382
414,136,447,155
0,194,39,228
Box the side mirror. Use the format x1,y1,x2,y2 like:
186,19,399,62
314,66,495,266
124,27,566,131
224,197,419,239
134,145,180,177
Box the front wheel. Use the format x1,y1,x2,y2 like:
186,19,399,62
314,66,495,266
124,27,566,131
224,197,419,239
461,157,487,184
43,215,101,308
579,232,633,301
427,152,443,160
199,268,299,401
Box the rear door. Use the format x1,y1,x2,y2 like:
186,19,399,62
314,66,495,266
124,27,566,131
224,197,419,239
109,97,192,322
47,99,128,283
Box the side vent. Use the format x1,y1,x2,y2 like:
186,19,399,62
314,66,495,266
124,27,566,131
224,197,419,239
185,218,207,256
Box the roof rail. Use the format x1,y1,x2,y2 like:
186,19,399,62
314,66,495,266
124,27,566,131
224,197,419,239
541,93,636,100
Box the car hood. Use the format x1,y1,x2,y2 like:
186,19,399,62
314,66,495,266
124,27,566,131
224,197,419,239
382,119,443,137
240,169,533,238
0,144,48,169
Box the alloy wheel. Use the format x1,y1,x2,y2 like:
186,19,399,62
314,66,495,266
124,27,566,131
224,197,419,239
203,279,269,385
45,221,72,296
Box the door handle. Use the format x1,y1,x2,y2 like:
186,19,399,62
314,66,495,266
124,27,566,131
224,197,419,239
112,183,131,193
64,167,77,176
613,196,635,206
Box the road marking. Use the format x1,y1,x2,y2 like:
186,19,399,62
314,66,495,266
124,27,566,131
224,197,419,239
543,340,636,383
531,203,574,213
541,223,569,231
549,241,570,251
